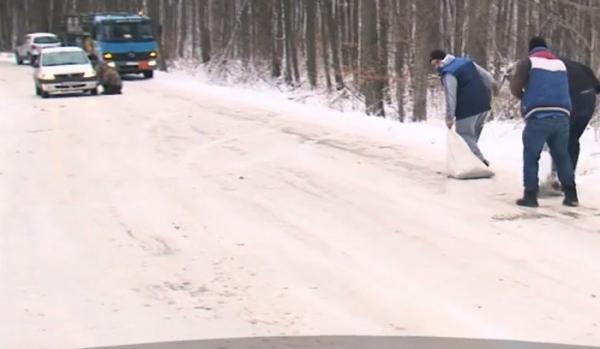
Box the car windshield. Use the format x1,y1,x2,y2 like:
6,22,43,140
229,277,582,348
33,36,59,44
41,51,89,66
97,21,154,42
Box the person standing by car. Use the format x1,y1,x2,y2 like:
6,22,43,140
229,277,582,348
509,36,578,207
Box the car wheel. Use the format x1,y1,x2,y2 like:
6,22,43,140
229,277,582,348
89,87,98,96
41,91,50,99
35,86,41,96
143,70,154,79
15,52,23,65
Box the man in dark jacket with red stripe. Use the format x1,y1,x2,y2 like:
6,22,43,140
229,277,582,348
510,36,578,207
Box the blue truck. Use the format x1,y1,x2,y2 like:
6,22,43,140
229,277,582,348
62,12,159,78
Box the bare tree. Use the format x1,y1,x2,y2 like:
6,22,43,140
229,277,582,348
319,0,333,90
305,0,318,88
413,0,440,121
323,0,345,90
3,0,600,121
199,0,211,63
283,0,300,84
360,0,385,116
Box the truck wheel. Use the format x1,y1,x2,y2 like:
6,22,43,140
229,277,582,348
143,70,154,79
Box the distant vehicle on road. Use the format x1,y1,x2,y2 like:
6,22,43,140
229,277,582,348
61,12,159,78
33,46,99,98
15,32,61,66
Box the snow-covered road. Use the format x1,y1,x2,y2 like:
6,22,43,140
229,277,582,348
1,55,599,349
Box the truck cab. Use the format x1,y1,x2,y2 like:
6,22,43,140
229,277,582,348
62,12,159,78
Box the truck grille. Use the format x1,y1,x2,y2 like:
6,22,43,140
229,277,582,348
111,52,151,62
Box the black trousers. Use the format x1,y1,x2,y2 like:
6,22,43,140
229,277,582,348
569,93,596,170
550,93,596,175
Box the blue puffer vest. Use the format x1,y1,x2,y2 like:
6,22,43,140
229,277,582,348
440,57,491,119
521,47,572,118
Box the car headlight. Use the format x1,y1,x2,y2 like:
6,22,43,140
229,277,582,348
103,52,113,60
84,70,96,78
107,61,116,68
149,51,158,58
148,60,157,67
38,72,55,80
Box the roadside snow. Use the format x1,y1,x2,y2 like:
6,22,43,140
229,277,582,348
159,67,600,188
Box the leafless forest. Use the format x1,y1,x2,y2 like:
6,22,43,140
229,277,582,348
1,0,599,120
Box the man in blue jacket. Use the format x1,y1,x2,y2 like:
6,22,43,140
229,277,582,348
430,49,497,167
510,37,578,207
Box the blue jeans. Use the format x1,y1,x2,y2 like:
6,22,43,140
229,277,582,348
523,113,575,192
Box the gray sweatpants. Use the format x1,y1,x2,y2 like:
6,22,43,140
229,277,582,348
455,111,489,162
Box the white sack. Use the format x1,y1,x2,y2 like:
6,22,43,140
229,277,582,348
446,129,495,179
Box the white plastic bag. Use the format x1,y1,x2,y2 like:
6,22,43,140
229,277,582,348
446,129,495,179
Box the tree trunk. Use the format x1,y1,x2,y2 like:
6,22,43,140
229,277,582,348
239,1,251,66
273,0,284,78
253,0,275,70
191,0,199,59
378,0,391,103
305,0,318,88
324,0,344,89
412,0,438,121
283,0,300,84
199,0,211,63
210,0,223,51
178,0,187,58
465,0,489,67
393,0,410,122
319,0,333,90
360,0,384,116
454,0,465,55
221,0,235,50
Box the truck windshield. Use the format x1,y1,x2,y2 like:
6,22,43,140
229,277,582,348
42,51,89,66
97,21,154,42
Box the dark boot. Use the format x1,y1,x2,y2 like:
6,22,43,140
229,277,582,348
563,186,579,207
516,190,539,207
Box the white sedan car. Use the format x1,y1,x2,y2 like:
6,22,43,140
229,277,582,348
15,32,61,65
33,47,99,98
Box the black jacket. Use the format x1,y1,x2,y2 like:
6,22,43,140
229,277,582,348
563,59,600,94
563,59,599,118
